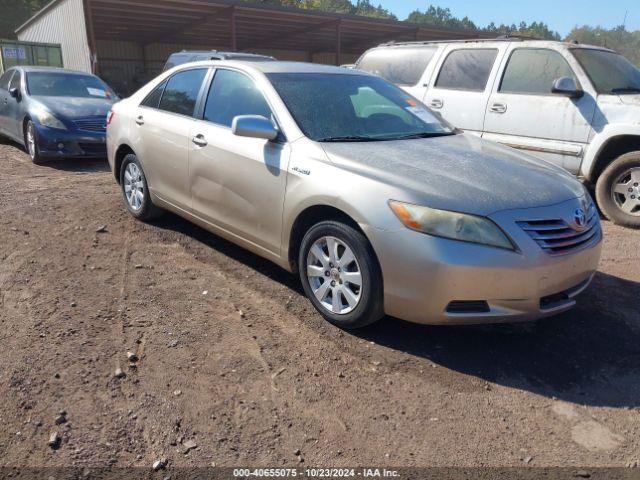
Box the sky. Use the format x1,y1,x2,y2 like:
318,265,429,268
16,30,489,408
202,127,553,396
380,0,639,37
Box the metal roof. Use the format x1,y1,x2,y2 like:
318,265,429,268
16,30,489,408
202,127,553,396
17,0,487,54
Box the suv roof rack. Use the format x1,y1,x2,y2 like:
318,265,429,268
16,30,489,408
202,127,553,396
378,35,547,47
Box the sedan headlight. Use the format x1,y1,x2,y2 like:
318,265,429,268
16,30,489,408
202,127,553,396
33,110,67,130
389,200,515,250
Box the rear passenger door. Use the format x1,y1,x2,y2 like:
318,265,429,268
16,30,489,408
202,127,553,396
132,67,209,211
482,46,597,172
424,46,504,134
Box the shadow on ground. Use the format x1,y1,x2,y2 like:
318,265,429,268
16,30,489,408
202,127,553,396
152,212,640,409
39,157,110,173
1,141,110,173
359,271,640,408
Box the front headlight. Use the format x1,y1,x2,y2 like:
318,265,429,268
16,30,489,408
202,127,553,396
388,200,515,250
33,110,67,130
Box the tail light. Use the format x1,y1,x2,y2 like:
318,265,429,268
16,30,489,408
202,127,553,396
106,110,114,126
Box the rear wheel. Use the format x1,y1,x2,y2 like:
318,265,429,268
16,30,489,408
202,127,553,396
595,152,640,228
298,220,384,329
119,153,163,221
25,120,45,164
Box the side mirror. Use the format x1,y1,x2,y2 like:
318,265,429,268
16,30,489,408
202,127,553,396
9,87,20,99
552,77,583,99
232,115,278,141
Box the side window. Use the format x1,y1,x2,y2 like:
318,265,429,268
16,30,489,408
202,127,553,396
357,47,437,86
0,70,14,91
158,68,207,117
204,69,272,127
435,49,498,91
9,70,21,91
141,80,167,108
500,49,578,95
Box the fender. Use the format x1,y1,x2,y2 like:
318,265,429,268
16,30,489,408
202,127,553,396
581,124,640,181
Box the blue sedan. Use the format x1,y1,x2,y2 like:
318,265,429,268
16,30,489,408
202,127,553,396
0,66,116,164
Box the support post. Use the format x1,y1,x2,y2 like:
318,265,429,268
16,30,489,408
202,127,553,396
230,7,237,51
83,0,99,74
335,20,342,66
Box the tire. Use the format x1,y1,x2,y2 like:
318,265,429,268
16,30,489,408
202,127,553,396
298,220,384,329
119,153,163,221
25,120,45,164
595,151,640,228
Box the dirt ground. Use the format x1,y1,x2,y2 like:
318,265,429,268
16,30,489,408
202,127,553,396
0,141,639,470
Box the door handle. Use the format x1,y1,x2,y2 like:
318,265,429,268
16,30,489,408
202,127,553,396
191,134,207,147
428,98,443,109
135,116,144,126
489,103,507,114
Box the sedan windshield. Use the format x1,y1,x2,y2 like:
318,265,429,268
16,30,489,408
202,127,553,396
26,72,115,99
571,48,640,94
267,73,454,142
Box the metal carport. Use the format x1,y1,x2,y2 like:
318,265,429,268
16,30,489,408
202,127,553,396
18,0,485,94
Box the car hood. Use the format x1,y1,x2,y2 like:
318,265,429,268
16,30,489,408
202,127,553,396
321,133,584,216
31,96,114,119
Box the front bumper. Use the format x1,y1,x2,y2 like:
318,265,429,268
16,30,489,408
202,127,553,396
36,124,107,158
365,197,602,325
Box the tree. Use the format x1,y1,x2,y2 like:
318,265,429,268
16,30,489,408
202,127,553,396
407,5,559,39
566,25,640,66
0,0,49,39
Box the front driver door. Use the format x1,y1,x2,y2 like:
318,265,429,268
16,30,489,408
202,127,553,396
0,70,15,136
5,70,24,139
482,47,597,173
188,68,290,257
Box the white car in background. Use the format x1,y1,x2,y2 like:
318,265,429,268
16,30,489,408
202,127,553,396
356,38,640,228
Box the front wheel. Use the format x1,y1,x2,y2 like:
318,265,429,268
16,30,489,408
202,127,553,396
298,220,384,329
119,153,163,221
25,120,45,164
595,152,640,228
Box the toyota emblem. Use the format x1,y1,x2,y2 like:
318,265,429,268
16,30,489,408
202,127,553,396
573,208,587,230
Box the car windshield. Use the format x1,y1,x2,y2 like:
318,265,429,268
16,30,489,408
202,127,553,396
26,72,115,99
571,48,640,94
267,73,455,142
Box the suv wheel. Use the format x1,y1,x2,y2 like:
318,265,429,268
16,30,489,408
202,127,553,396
595,151,640,228
298,220,384,329
119,153,163,221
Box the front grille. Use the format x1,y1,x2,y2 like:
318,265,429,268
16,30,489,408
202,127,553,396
79,143,107,156
517,203,600,256
74,116,107,132
446,300,490,314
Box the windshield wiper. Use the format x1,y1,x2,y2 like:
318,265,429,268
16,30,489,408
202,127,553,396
382,131,454,141
317,135,378,142
610,86,640,94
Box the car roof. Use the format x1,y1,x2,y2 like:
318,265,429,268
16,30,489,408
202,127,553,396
169,50,275,59
181,60,368,76
372,37,615,53
13,66,95,75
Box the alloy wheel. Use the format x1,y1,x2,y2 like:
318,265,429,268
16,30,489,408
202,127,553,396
611,167,640,216
306,236,363,315
27,123,36,159
123,162,144,211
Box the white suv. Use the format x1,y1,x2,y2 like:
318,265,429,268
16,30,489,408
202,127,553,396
356,38,640,227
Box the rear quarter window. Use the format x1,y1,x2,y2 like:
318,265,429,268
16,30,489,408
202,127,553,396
357,47,437,86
